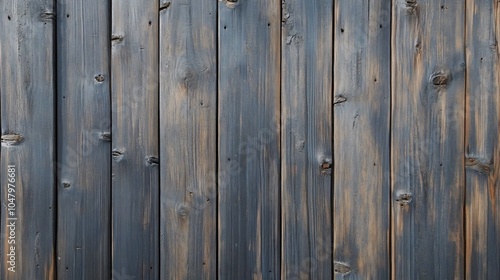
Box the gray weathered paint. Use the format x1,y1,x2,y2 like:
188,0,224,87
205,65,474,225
0,0,56,279
465,0,500,278
56,0,111,278
159,0,217,278
391,0,465,278
218,0,281,278
281,0,333,278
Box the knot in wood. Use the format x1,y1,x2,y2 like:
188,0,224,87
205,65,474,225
430,70,450,87
1,133,24,146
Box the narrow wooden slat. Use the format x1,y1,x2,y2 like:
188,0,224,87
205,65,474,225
333,0,391,278
391,0,465,278
0,0,56,278
218,0,281,278
159,0,217,278
111,0,159,278
56,0,111,278
281,0,333,278
465,0,500,278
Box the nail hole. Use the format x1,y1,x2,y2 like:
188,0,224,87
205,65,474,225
66,14,69,18
8,15,11,20
340,28,345,33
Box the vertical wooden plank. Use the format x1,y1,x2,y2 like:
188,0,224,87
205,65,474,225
392,0,465,278
111,0,159,278
57,0,111,278
281,0,333,278
218,0,280,278
465,0,500,278
333,0,391,278
159,0,217,279
0,0,56,279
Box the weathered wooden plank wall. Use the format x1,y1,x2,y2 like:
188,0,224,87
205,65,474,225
392,0,466,278
56,0,111,278
111,0,159,278
159,0,217,278
333,0,391,278
0,0,56,279
281,0,333,278
218,0,281,278
465,0,500,279
0,0,499,279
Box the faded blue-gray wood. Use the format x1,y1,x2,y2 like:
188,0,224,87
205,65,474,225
391,0,465,278
281,0,333,278
111,0,159,278
465,0,500,278
333,0,391,278
0,0,56,279
159,0,217,278
218,0,281,278
57,0,111,278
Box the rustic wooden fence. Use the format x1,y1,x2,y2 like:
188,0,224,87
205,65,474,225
0,0,499,279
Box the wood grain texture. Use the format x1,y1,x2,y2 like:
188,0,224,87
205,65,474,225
281,0,333,278
111,0,159,278
333,0,391,278
465,0,500,278
391,0,465,278
0,0,56,278
218,0,281,278
159,0,217,279
56,0,111,278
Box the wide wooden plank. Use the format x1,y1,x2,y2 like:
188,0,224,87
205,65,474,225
56,0,111,278
281,0,333,278
465,0,500,278
333,0,391,278
218,0,281,278
111,0,159,278
159,0,217,279
0,0,56,279
391,0,465,278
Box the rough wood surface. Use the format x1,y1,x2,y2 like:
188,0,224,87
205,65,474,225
218,0,281,278
0,0,56,278
281,0,333,278
465,0,500,278
391,0,465,278
333,0,391,278
159,0,217,279
111,0,159,278
56,0,111,278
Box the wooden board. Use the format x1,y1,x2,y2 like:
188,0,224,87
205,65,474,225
218,0,281,278
391,0,465,278
56,0,111,278
111,0,159,278
333,0,391,278
159,0,217,279
0,0,56,279
281,0,333,278
465,0,500,278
